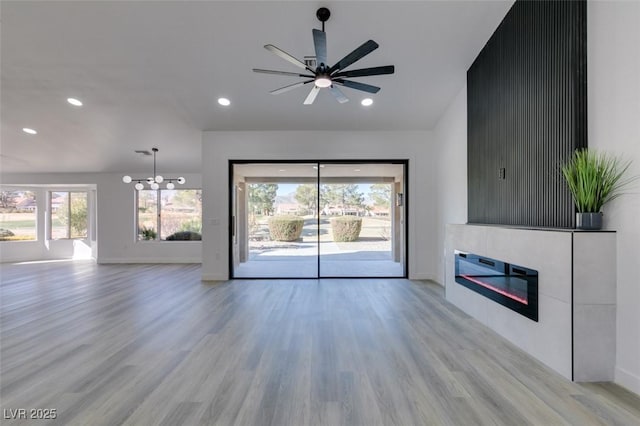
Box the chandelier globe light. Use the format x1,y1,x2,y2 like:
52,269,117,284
122,148,185,190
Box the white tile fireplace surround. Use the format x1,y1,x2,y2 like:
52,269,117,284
445,224,616,382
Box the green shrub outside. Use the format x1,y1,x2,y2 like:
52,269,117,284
139,226,157,240
268,215,304,242
0,235,34,241
166,231,201,241
0,228,35,241
331,216,362,242
0,228,15,238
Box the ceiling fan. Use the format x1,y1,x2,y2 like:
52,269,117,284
253,7,395,105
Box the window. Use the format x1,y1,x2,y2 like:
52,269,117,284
0,190,37,241
137,189,202,241
137,190,158,240
50,191,88,239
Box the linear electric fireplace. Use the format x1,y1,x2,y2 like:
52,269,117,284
455,250,538,321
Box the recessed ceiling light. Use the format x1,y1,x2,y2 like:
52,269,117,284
279,169,286,172
67,98,83,106
22,128,37,135
354,169,361,172
218,98,231,106
361,98,373,106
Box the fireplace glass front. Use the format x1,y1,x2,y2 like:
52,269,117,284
454,250,538,321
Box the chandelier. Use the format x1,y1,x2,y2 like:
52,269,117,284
121,148,185,190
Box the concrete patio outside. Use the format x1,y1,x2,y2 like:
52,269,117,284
233,216,404,277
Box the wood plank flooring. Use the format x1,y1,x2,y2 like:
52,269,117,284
1,261,639,425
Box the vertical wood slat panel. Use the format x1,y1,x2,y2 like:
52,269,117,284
467,0,587,228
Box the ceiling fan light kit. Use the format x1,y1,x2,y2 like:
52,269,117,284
315,77,332,88
253,7,395,105
122,148,185,191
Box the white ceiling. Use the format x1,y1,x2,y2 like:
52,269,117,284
0,1,513,175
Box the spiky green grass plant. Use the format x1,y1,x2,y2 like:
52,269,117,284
561,149,637,213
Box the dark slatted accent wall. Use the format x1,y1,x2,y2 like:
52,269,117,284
467,0,587,228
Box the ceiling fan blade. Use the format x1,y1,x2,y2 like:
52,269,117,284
264,44,315,73
312,29,327,66
332,65,395,78
329,86,349,104
328,40,379,74
269,80,314,95
303,86,321,105
253,68,315,78
333,79,381,94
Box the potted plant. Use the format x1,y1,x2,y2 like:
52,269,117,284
561,148,637,230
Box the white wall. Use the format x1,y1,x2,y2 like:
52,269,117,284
1,172,202,263
434,86,468,286
201,131,436,281
588,0,640,395
433,1,640,394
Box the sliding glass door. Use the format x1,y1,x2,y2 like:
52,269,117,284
231,162,318,278
230,161,406,278
318,163,405,277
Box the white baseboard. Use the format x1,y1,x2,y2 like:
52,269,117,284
615,366,640,396
408,272,437,282
98,257,201,264
201,273,228,281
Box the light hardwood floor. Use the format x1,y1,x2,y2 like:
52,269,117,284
1,261,639,425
